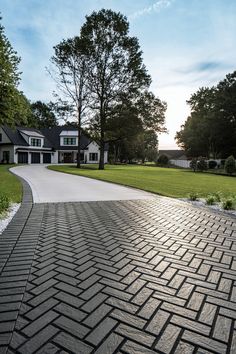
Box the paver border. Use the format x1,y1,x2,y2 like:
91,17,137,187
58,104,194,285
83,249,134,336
0,175,33,273
0,173,45,354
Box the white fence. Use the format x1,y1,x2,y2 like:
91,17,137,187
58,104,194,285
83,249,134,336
170,159,191,168
170,159,222,169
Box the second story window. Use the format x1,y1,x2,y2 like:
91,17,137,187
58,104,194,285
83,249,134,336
31,138,41,147
63,137,76,145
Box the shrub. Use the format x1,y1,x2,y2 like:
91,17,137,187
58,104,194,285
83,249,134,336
213,191,222,202
225,155,236,175
157,154,169,166
0,194,10,214
221,159,225,167
190,158,197,172
206,195,216,205
222,198,235,210
188,192,198,201
208,160,217,169
197,157,208,172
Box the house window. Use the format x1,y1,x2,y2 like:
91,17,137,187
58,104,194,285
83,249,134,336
0,133,2,142
63,137,76,145
31,138,41,147
89,153,98,161
2,151,10,163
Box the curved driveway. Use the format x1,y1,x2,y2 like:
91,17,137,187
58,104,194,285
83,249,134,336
11,164,155,203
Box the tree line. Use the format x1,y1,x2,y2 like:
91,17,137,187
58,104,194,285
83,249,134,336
0,10,166,169
176,71,236,159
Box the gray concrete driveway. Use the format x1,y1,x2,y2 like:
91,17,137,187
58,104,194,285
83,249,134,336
11,164,155,203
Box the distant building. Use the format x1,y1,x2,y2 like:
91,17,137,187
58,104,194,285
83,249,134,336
158,149,190,168
158,149,187,160
0,126,108,164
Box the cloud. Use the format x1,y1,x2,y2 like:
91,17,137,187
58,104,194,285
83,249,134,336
175,61,230,75
129,0,173,20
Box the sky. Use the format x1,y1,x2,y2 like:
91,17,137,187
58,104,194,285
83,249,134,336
1,0,236,149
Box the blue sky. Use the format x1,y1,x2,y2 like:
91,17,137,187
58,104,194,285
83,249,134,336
1,0,236,148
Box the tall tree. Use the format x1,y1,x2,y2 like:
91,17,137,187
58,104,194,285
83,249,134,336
175,74,236,158
107,92,166,162
0,16,29,125
29,101,58,128
50,36,90,168
80,9,151,169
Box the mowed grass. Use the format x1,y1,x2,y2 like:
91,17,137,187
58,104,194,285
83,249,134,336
48,164,236,198
0,165,22,203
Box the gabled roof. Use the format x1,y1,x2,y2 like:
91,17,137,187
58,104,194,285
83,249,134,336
20,129,45,138
1,125,109,151
2,126,53,149
158,149,187,160
2,126,28,146
41,126,91,150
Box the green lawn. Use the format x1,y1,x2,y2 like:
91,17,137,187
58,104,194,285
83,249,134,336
48,164,236,198
0,165,22,203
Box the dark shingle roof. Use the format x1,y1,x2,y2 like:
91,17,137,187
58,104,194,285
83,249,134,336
158,150,187,160
41,126,91,150
2,126,28,146
2,125,109,151
2,126,53,148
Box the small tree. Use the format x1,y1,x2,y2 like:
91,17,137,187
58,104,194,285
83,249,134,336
225,155,236,175
197,157,208,172
190,158,197,172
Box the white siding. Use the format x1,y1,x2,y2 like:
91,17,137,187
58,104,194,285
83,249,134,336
0,145,15,163
84,142,108,164
51,151,58,164
0,127,11,143
170,159,191,168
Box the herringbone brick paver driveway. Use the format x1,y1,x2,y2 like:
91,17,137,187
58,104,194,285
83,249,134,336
1,197,236,353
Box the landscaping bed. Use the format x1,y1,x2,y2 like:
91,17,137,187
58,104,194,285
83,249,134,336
0,165,22,234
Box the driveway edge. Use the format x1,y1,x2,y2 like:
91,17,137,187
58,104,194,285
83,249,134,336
0,173,44,353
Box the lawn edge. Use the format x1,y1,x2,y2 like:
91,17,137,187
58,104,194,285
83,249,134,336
47,165,183,199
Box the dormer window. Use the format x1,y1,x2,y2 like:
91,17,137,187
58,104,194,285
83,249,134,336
63,137,76,145
31,138,41,147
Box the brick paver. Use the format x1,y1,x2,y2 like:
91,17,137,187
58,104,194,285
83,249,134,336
1,195,236,353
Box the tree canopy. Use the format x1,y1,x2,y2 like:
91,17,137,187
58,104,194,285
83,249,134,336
0,16,30,125
80,9,152,169
50,9,166,166
176,71,236,158
29,101,58,129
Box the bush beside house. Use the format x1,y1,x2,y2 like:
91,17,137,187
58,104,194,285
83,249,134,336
225,155,236,175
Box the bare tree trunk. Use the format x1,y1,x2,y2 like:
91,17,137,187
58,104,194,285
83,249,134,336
77,108,81,168
99,102,105,170
99,137,105,170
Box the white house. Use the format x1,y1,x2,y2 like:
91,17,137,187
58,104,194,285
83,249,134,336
0,126,108,164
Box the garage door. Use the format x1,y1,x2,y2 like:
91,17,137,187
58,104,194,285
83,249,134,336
18,152,28,164
31,152,40,164
43,153,51,163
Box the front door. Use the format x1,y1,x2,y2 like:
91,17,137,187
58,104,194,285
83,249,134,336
64,153,73,163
